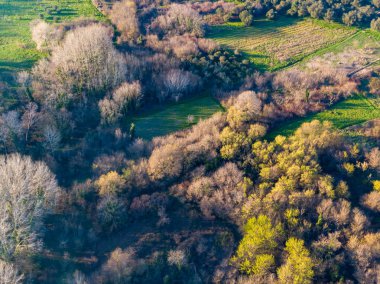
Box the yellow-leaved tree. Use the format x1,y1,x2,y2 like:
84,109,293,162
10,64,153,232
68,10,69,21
278,237,314,284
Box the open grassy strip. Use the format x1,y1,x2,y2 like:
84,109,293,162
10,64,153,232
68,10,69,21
132,95,224,140
0,0,103,81
267,94,380,140
207,17,357,71
289,29,380,71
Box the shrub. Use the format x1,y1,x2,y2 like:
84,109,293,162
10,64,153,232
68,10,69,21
266,9,276,20
151,4,204,37
167,249,187,269
96,171,126,196
239,10,253,27
99,81,142,124
370,18,380,31
97,248,140,282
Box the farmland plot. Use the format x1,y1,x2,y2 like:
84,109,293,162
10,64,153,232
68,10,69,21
132,95,224,140
207,17,357,70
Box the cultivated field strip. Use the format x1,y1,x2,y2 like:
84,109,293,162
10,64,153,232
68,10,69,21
207,18,356,70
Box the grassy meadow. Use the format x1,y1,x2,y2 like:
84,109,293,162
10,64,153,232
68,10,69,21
267,94,380,139
0,0,103,81
207,17,357,70
132,95,224,140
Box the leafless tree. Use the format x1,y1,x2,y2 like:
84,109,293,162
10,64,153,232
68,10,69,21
161,69,198,101
167,249,187,268
0,260,23,284
22,103,39,143
32,24,127,102
30,20,52,50
151,3,204,37
0,111,22,151
43,126,61,152
16,71,31,99
0,154,59,259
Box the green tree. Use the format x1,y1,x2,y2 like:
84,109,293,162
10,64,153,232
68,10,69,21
232,215,282,275
278,238,314,284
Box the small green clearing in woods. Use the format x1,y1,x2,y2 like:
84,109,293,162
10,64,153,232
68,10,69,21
132,95,224,140
267,94,380,139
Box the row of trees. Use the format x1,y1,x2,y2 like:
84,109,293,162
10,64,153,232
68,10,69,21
245,0,380,27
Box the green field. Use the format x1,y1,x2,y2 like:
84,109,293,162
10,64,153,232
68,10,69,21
207,17,357,70
0,0,103,81
267,94,380,139
132,95,224,140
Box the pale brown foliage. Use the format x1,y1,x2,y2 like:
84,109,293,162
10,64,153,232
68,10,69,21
361,191,380,212
0,260,23,284
167,249,187,267
30,20,64,51
317,199,351,227
348,233,380,283
98,247,141,283
96,171,126,196
149,112,225,182
99,81,142,124
173,162,246,222
151,4,204,37
109,0,140,43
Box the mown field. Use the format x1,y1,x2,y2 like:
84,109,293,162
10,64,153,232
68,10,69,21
267,94,380,139
0,0,103,81
132,95,224,140
207,17,357,70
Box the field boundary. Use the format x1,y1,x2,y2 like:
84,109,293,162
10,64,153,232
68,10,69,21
278,30,360,71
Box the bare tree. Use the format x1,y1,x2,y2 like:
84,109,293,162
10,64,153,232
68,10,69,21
99,81,142,124
0,154,59,259
167,249,187,268
16,71,31,99
0,260,23,284
0,111,22,151
32,24,127,102
161,69,198,101
98,247,139,283
151,3,204,37
30,20,52,51
22,103,39,143
109,0,140,43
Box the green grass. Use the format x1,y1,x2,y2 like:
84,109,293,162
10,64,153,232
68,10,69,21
132,95,224,140
267,94,380,139
207,17,357,71
0,0,103,81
